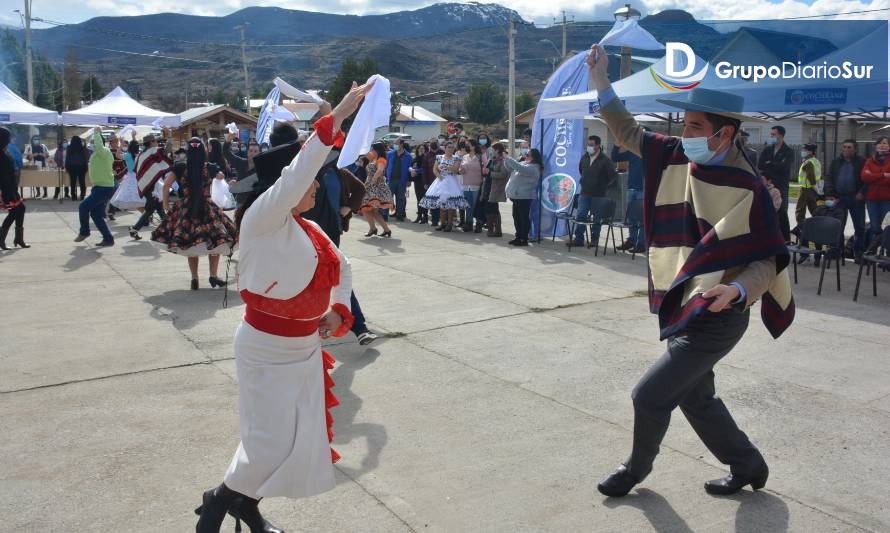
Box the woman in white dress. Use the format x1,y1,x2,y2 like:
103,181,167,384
110,140,146,210
419,141,469,232
193,81,371,533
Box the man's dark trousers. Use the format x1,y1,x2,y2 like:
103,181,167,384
626,309,765,480
132,195,166,231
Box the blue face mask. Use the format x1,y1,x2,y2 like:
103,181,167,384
766,137,777,146
682,128,722,164
479,138,488,146
824,199,836,208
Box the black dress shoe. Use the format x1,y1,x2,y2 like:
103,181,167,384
228,496,284,533
209,276,228,288
194,483,240,533
704,465,768,496
597,465,640,497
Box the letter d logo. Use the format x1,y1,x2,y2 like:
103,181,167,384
666,42,695,78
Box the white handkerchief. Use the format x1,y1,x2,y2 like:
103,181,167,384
226,122,238,134
336,74,391,169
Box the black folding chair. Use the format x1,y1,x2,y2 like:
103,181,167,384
568,197,616,255
786,216,843,295
552,195,579,242
610,197,644,260
853,230,890,301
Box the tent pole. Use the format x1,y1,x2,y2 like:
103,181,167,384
537,117,544,243
57,123,63,204
833,111,839,162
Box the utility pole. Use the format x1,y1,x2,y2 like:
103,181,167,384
561,11,567,58
22,0,34,103
614,3,640,80
235,24,250,112
507,16,516,157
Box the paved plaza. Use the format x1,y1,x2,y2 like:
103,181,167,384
1,198,889,532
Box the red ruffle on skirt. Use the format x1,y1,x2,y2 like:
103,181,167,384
322,350,341,463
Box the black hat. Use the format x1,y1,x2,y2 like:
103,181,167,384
230,139,301,195
804,143,818,153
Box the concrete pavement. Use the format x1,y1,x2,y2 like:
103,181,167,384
1,197,888,532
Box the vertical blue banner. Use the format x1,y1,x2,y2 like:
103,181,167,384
530,50,590,240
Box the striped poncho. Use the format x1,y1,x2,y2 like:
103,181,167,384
641,132,795,340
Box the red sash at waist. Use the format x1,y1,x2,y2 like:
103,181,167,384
244,306,320,337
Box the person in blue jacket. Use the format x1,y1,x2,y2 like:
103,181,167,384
612,143,645,253
385,139,413,221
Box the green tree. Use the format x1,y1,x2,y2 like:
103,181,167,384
464,81,506,126
0,30,62,110
82,75,104,103
515,91,536,114
325,56,380,109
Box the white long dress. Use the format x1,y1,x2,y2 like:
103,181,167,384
419,154,470,210
110,170,145,209
224,117,352,500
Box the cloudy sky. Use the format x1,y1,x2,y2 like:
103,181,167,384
1,0,888,28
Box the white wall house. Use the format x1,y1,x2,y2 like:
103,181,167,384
375,105,447,143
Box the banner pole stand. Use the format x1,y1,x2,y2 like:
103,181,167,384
536,118,544,243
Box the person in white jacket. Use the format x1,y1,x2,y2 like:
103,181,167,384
194,81,372,533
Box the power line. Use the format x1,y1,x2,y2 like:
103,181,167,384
537,6,890,29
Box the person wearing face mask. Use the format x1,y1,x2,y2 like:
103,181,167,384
24,135,49,198
570,135,617,247
53,137,69,199
798,194,848,267
758,126,794,241
861,135,890,243
587,44,794,499
824,139,866,260
795,144,821,233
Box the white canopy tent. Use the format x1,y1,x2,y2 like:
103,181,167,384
537,53,712,119
0,81,60,124
62,86,180,127
540,24,889,120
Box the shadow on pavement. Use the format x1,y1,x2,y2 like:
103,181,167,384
603,488,694,533
63,246,102,272
601,487,790,533
331,346,387,482
733,490,790,533
143,288,235,330
120,240,161,260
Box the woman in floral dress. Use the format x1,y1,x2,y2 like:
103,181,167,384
359,142,394,237
151,137,237,290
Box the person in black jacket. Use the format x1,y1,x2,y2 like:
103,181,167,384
64,136,89,201
757,125,794,241
0,127,29,249
223,132,260,205
570,135,616,247
824,139,867,258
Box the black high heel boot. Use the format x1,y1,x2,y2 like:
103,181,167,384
13,226,29,248
191,279,199,291
228,496,284,533
194,483,239,533
0,224,9,250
